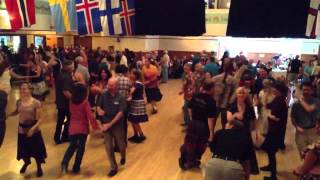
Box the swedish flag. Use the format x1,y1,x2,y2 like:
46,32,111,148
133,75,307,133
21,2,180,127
49,0,77,33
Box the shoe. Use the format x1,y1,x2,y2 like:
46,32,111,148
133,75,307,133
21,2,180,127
20,163,30,174
260,165,272,172
131,137,143,143
60,164,68,173
128,135,139,142
178,158,186,170
263,176,277,180
107,169,118,177
139,135,146,141
72,165,80,174
151,108,158,114
180,123,187,127
120,158,126,165
36,168,43,177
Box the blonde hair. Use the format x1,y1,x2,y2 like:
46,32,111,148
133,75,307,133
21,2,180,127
236,86,249,96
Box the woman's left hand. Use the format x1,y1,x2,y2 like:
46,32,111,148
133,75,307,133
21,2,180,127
26,128,35,137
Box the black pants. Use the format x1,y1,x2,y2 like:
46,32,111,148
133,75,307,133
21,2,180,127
54,108,70,143
61,134,87,169
267,151,277,177
0,121,5,147
216,107,227,129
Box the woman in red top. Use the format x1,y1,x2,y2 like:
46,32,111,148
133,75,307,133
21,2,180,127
61,83,99,174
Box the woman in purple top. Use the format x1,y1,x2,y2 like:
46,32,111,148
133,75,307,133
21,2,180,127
7,83,47,177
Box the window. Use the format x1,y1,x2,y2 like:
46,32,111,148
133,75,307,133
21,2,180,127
206,0,230,9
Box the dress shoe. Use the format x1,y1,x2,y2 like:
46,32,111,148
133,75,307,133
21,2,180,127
260,165,272,171
120,158,126,165
20,163,30,174
107,169,118,177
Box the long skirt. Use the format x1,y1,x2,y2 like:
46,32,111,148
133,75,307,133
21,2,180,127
180,121,209,165
17,131,47,163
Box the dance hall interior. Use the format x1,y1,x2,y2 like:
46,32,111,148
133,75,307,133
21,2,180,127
0,0,320,180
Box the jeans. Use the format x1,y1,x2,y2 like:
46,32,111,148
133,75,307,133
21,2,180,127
61,134,87,169
183,100,191,124
54,108,70,142
162,66,169,82
104,122,126,170
0,121,5,147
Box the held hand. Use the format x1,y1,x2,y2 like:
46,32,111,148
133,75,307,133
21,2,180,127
296,126,304,133
97,109,105,116
102,123,112,131
26,128,35,138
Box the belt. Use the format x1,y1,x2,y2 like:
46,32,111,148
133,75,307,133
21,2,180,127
19,122,36,128
213,155,240,163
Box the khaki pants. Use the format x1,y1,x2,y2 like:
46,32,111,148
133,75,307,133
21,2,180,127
296,128,320,154
104,122,126,170
204,158,245,180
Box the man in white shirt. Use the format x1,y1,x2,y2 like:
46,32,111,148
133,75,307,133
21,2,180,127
75,56,90,85
161,50,170,83
120,52,128,67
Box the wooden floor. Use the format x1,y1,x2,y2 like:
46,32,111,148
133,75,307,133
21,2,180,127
0,72,301,180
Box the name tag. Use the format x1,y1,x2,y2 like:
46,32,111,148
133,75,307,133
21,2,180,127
114,101,119,105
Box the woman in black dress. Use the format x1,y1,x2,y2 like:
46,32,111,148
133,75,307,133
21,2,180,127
260,81,288,180
127,69,148,143
227,87,259,175
7,83,47,177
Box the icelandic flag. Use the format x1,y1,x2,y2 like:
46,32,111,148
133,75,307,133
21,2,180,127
48,0,77,33
99,0,123,35
120,0,135,35
4,0,36,30
306,0,320,38
76,0,102,35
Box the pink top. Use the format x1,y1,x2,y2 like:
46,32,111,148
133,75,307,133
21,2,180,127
69,100,98,135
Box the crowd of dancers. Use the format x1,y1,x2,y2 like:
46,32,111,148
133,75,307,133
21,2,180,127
0,44,320,180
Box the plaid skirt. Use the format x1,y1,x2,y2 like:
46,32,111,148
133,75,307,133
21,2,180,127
128,100,148,123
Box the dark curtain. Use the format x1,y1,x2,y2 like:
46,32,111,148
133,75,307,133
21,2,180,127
227,0,310,38
135,0,206,36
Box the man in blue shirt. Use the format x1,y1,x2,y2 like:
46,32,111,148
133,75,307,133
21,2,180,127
291,81,320,157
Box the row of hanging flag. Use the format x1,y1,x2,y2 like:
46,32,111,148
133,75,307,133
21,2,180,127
3,0,320,38
4,0,135,36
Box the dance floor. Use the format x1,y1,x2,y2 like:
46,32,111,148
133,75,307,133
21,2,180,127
0,72,300,180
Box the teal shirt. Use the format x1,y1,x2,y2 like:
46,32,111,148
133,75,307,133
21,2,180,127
204,63,219,76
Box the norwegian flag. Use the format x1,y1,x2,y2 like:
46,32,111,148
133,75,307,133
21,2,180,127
306,0,320,38
76,0,102,35
4,0,36,30
120,0,135,35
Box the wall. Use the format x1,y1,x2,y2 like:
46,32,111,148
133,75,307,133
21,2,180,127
63,36,74,47
205,9,229,36
26,35,35,47
46,35,57,47
158,37,219,52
